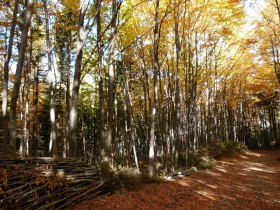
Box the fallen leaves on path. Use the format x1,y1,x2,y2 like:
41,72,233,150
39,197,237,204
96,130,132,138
76,150,280,210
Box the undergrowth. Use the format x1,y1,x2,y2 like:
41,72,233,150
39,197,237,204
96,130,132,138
188,141,247,169
99,162,163,193
99,141,247,192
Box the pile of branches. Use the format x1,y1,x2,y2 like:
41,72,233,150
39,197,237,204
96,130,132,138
0,158,104,209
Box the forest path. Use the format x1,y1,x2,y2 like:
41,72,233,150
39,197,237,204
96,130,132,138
76,150,280,210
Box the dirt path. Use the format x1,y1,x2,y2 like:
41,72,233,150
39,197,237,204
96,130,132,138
76,150,280,210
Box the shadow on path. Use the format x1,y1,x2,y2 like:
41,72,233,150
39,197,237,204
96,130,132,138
77,150,280,210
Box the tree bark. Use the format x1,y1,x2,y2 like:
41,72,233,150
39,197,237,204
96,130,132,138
2,0,19,155
22,30,33,157
106,0,118,164
174,0,181,169
275,0,280,22
44,0,57,157
96,0,105,162
31,56,40,156
9,0,33,155
69,0,86,157
124,64,139,170
63,36,71,158
149,0,160,176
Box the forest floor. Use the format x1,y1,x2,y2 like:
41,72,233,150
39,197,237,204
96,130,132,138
75,149,280,210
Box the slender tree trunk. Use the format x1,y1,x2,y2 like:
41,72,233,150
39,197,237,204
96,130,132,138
9,0,33,155
22,31,33,157
31,57,39,156
123,86,130,166
271,104,278,140
174,0,181,169
106,0,118,164
125,71,139,171
81,101,87,161
2,0,19,155
139,42,151,161
271,38,280,85
149,0,160,176
96,0,105,162
44,0,57,157
22,67,30,157
275,0,280,22
69,0,86,157
64,38,71,158
19,83,24,155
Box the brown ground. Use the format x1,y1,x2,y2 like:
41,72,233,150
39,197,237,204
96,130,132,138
75,150,280,210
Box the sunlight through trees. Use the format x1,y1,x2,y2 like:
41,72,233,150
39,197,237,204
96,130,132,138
0,0,279,174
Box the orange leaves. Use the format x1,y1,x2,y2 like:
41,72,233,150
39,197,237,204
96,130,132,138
35,177,44,186
228,0,240,4
76,150,280,210
0,169,8,188
33,171,67,191
221,26,233,37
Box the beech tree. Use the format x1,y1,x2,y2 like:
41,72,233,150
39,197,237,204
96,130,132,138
2,0,19,154
43,0,57,157
69,0,87,157
149,0,160,176
9,0,33,155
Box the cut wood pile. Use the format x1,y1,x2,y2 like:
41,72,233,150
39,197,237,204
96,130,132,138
0,158,104,209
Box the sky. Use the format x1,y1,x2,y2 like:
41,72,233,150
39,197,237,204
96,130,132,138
244,0,266,20
242,0,266,35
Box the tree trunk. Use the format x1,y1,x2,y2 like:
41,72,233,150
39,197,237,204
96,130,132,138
149,0,159,176
275,0,280,22
271,37,280,85
31,56,39,156
63,37,71,158
174,0,181,169
44,0,57,157
124,66,139,170
96,0,105,162
2,0,19,155
139,42,151,161
19,80,24,156
106,0,118,164
9,0,33,155
69,0,86,157
22,30,33,157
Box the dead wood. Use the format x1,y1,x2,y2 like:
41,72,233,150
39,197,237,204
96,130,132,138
0,158,104,209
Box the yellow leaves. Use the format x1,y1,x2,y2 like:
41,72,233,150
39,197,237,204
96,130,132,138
58,0,79,28
245,63,278,104
244,38,257,47
55,22,77,31
54,3,78,32
61,0,79,11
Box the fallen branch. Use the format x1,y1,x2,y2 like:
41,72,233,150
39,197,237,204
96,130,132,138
0,158,104,209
